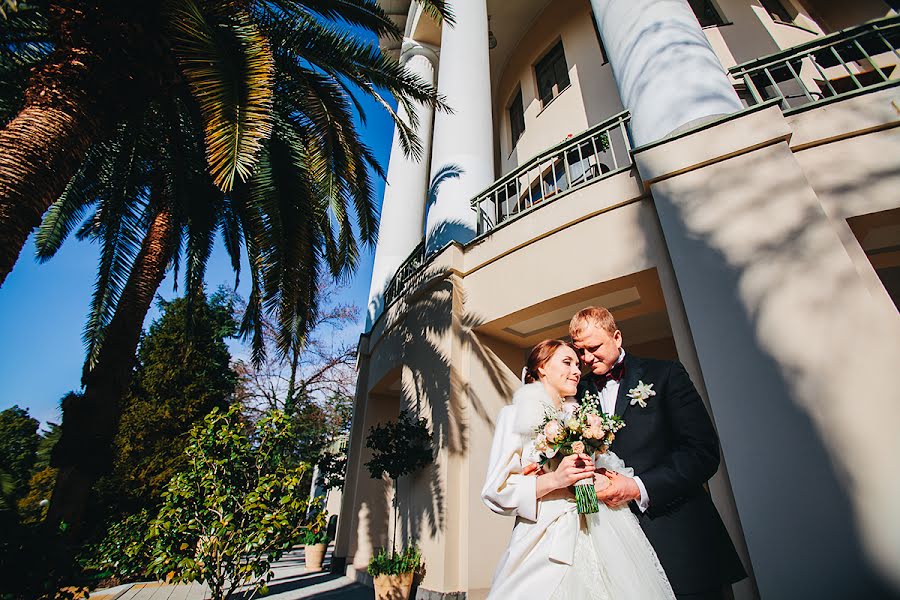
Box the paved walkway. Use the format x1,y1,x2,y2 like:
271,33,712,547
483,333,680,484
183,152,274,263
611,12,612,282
89,547,373,600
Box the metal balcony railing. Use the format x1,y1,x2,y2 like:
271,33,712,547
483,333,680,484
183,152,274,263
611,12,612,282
729,15,900,113
379,113,634,312
382,239,427,309
472,111,633,235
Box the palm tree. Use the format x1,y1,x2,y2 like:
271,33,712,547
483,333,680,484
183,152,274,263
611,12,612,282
2,0,454,532
0,0,453,287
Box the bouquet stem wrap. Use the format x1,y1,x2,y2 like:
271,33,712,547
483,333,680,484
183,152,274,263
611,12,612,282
574,478,599,514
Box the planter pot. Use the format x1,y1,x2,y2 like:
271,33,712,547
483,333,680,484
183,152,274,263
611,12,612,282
304,543,327,572
373,572,414,600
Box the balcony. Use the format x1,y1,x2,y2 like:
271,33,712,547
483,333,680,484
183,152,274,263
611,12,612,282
472,111,633,236
730,15,900,113
376,16,900,320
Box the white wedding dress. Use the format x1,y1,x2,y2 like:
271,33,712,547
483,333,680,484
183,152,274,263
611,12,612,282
481,383,674,600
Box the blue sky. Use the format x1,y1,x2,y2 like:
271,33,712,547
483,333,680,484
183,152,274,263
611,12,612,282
0,42,397,427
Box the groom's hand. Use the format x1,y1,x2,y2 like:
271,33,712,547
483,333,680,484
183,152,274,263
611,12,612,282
595,470,641,507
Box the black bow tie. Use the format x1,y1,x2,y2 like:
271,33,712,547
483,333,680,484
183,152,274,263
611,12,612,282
594,361,625,386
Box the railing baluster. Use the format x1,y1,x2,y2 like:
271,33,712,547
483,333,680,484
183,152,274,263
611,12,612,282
875,31,900,61
576,140,586,183
785,58,815,103
762,66,789,110
830,45,863,89
607,126,618,171
741,70,764,104
853,39,889,81
590,134,602,174
620,119,632,155
808,52,838,98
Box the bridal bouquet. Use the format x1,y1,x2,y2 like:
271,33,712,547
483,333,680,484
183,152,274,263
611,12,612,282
531,392,625,514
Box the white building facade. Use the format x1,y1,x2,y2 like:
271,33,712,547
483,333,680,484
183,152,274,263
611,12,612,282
341,1,900,598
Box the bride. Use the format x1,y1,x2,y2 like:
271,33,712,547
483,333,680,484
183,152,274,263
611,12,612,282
481,339,675,599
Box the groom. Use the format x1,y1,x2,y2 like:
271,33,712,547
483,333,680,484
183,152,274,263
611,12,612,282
571,306,746,600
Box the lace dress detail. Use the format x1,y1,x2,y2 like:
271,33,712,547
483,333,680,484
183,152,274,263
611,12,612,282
550,515,612,600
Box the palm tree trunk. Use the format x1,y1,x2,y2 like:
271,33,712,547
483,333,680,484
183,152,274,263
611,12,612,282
48,203,177,534
0,2,113,286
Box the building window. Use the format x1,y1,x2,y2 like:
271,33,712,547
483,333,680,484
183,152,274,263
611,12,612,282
590,13,609,64
509,89,525,146
535,41,571,106
688,0,726,27
759,0,794,23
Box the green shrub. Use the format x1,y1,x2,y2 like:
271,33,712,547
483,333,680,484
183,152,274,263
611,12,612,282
299,527,330,545
147,406,312,600
298,499,329,545
367,545,421,577
79,510,153,584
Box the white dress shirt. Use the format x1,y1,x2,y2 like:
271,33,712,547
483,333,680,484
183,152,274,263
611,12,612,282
596,350,651,512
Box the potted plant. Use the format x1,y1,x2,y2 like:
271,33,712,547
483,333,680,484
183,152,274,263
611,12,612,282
301,500,329,572
368,545,421,600
363,410,433,600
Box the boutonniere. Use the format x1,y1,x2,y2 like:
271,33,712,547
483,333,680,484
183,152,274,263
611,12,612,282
627,381,656,408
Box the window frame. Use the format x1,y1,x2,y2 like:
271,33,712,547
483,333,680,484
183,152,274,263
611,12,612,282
688,0,726,28
759,0,795,24
508,88,526,147
534,40,571,108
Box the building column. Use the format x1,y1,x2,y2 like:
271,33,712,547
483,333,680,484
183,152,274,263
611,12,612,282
366,46,437,330
634,104,900,598
425,0,494,254
589,0,743,146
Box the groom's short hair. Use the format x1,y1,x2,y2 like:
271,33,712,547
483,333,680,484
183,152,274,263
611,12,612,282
570,306,618,338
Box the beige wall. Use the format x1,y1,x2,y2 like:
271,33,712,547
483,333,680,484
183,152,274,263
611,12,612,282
637,99,900,597
790,90,900,318
796,0,896,32
493,0,622,176
346,2,900,595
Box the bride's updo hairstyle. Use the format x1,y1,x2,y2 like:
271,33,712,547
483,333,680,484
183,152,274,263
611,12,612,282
523,339,574,384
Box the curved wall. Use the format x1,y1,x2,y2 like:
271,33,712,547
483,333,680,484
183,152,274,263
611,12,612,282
493,0,624,177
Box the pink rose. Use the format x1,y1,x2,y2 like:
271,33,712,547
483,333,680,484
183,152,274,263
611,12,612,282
543,420,562,442
571,441,585,454
589,425,605,439
586,413,603,428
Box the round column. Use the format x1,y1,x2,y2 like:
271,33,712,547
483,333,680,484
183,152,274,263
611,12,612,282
366,48,437,330
425,0,494,254
589,0,743,146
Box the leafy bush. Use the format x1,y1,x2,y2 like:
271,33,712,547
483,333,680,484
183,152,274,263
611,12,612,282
300,527,330,546
367,545,422,577
79,510,153,585
16,467,56,525
299,497,329,545
147,406,312,600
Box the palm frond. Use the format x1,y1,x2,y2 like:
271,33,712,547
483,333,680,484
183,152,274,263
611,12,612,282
81,122,152,372
166,0,274,191
35,145,106,261
414,0,455,26
266,0,400,40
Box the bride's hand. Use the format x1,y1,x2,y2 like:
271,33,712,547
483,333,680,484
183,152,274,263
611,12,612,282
550,453,595,490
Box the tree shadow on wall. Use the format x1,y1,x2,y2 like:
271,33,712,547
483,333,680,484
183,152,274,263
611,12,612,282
369,263,516,544
650,135,900,597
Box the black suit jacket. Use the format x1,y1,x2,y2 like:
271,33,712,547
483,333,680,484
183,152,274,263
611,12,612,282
578,353,746,594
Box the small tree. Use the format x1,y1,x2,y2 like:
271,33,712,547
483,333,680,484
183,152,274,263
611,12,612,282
364,410,433,555
148,405,312,600
111,290,238,511
0,405,40,505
